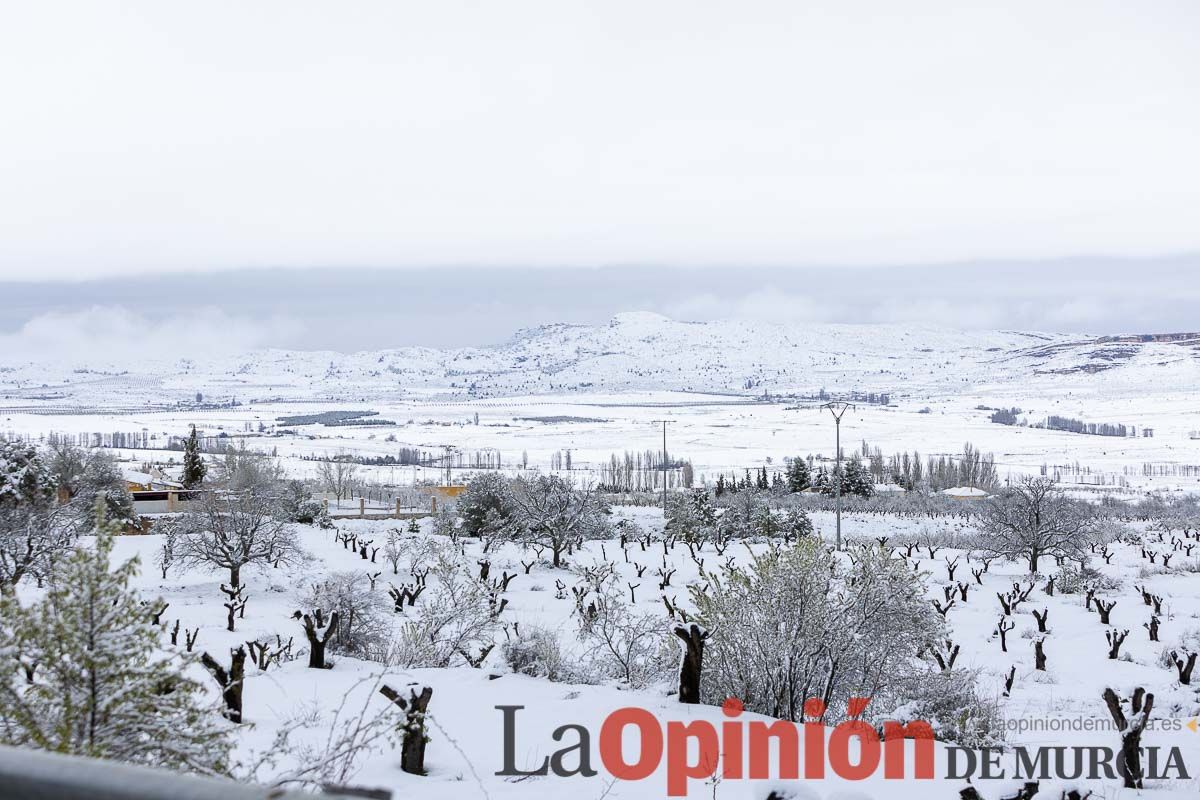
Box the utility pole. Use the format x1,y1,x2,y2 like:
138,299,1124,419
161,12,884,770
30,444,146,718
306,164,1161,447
655,420,673,517
821,401,855,550
442,445,455,487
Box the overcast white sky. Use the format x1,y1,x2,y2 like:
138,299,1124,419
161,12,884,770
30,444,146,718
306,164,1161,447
1,0,1198,282
1,3,1198,356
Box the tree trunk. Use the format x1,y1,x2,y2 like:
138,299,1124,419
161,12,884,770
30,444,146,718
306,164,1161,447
229,564,241,589
300,609,339,669
308,636,327,669
201,647,246,723
1103,686,1154,789
380,684,434,775
673,623,709,704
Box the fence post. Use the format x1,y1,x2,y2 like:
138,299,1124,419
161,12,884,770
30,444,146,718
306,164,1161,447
359,497,366,518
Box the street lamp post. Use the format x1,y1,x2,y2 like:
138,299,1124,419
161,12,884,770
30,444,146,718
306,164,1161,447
821,401,855,550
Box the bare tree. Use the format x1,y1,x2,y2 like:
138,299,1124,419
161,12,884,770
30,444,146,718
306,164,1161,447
383,528,404,574
214,442,284,493
172,490,302,588
977,477,1096,573
317,454,359,504
507,475,608,568
578,585,673,688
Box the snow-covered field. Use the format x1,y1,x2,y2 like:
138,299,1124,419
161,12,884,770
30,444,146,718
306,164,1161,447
2,387,1198,495
19,506,1193,799
5,315,1200,798
4,315,1199,493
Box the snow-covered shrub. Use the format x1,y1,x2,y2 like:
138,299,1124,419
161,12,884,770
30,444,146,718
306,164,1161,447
692,540,941,723
299,571,391,661
1158,628,1200,669
386,563,497,668
882,669,1006,749
613,517,645,541
0,439,55,508
578,588,674,689
714,489,769,541
430,506,460,540
1057,562,1118,593
502,624,571,682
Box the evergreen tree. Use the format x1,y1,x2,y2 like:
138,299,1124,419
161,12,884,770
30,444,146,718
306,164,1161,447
785,457,811,492
782,507,814,541
757,467,769,490
0,507,233,774
666,488,717,544
842,456,875,498
182,426,207,489
0,440,55,508
714,474,727,497
459,472,514,537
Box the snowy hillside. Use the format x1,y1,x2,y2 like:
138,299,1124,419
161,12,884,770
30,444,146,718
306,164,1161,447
2,313,1198,409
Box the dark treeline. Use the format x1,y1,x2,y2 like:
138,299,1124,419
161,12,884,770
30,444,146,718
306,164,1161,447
299,448,501,469
865,440,999,491
1038,415,1131,437
989,407,1021,425
711,440,1001,498
987,408,1135,437
596,449,694,492
778,388,892,406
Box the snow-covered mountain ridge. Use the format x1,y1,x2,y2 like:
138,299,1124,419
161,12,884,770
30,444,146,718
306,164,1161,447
2,313,1198,408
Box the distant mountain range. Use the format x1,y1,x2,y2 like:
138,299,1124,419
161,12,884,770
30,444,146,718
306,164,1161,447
2,313,1198,409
